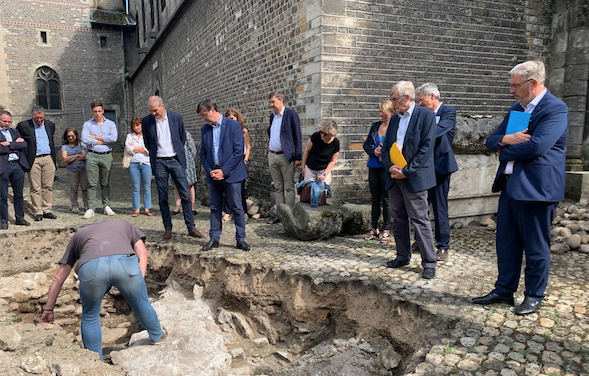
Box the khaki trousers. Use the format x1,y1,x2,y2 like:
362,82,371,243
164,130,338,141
86,152,113,210
268,152,295,209
28,155,56,215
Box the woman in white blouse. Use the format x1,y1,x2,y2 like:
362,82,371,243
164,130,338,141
125,116,153,217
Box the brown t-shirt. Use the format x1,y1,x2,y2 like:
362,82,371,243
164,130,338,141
59,219,146,272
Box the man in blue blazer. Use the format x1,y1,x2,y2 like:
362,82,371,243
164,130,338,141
142,96,204,240
473,61,568,316
416,83,459,261
382,81,438,279
266,91,302,224
197,99,250,251
1,111,31,229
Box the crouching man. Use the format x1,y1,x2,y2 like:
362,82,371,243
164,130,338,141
39,219,166,360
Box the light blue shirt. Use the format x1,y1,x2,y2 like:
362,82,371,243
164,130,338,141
268,108,284,152
0,128,19,161
34,122,51,156
396,102,416,151
81,117,118,153
211,115,223,166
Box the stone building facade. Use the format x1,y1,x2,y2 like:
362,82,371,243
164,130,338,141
0,0,131,145
127,0,570,208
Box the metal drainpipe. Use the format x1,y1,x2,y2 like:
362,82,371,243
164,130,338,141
121,26,128,127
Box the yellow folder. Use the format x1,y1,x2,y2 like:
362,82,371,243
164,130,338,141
389,142,407,177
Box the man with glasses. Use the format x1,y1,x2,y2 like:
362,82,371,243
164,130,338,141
415,83,459,261
472,61,568,315
382,81,438,279
197,99,250,251
17,106,58,221
1,111,30,229
266,91,302,224
142,95,204,240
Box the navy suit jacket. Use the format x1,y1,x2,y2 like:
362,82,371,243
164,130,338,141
382,104,436,193
142,111,187,169
486,90,568,202
16,119,57,171
267,108,302,162
434,104,459,176
0,128,30,174
200,116,247,184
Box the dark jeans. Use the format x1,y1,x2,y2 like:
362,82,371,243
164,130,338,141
153,157,194,231
1,161,25,223
368,167,391,230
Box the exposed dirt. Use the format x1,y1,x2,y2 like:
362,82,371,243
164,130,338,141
1,229,453,375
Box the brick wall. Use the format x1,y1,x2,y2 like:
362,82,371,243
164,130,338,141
1,0,125,145
130,0,554,201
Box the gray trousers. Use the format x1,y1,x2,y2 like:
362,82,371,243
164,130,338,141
268,152,295,209
388,180,437,269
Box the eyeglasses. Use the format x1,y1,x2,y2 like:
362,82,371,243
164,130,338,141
320,131,330,136
390,96,401,102
67,135,76,138
510,79,533,89
199,110,210,118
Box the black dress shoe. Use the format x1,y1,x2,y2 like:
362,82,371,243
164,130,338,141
15,219,30,226
43,212,57,219
171,210,180,216
471,292,515,306
35,214,43,221
385,259,410,268
422,267,436,279
0,222,7,229
515,296,542,316
236,240,251,251
202,239,219,251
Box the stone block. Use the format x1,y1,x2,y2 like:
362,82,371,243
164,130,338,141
340,203,372,234
277,203,343,240
565,171,589,201
0,327,21,351
322,73,353,88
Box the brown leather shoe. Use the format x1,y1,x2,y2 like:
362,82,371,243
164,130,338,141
436,249,449,261
188,228,204,238
163,229,172,240
411,242,420,253
267,217,281,225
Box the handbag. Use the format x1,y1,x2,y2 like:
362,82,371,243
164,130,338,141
299,184,327,206
122,150,132,169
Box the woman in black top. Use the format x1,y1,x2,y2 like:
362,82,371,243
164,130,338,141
301,120,340,184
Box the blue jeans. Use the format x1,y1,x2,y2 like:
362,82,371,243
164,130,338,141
153,157,194,230
128,162,152,210
78,254,163,360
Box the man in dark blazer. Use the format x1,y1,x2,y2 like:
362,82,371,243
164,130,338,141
197,99,250,252
416,83,459,261
266,91,302,224
16,105,57,221
382,81,437,279
0,111,31,229
473,61,568,316
142,96,204,240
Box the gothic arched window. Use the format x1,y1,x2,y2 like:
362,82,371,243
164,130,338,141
35,67,61,110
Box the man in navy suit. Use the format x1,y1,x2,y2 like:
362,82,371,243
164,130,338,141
266,91,302,224
382,81,437,279
0,111,31,229
142,96,204,240
473,61,568,316
198,99,250,251
416,83,459,261
17,105,58,221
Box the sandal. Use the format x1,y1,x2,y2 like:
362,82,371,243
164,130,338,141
222,213,232,223
144,209,153,216
364,228,380,240
132,210,140,217
380,230,390,244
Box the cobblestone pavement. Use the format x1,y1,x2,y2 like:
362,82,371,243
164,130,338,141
5,163,589,376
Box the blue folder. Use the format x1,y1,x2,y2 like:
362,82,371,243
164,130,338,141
506,111,531,134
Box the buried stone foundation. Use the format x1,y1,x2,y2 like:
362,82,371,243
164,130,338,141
1,228,456,375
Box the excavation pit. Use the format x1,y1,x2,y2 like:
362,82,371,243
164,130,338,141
1,228,456,375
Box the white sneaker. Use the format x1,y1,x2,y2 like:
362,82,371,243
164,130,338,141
104,206,116,216
83,209,95,219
